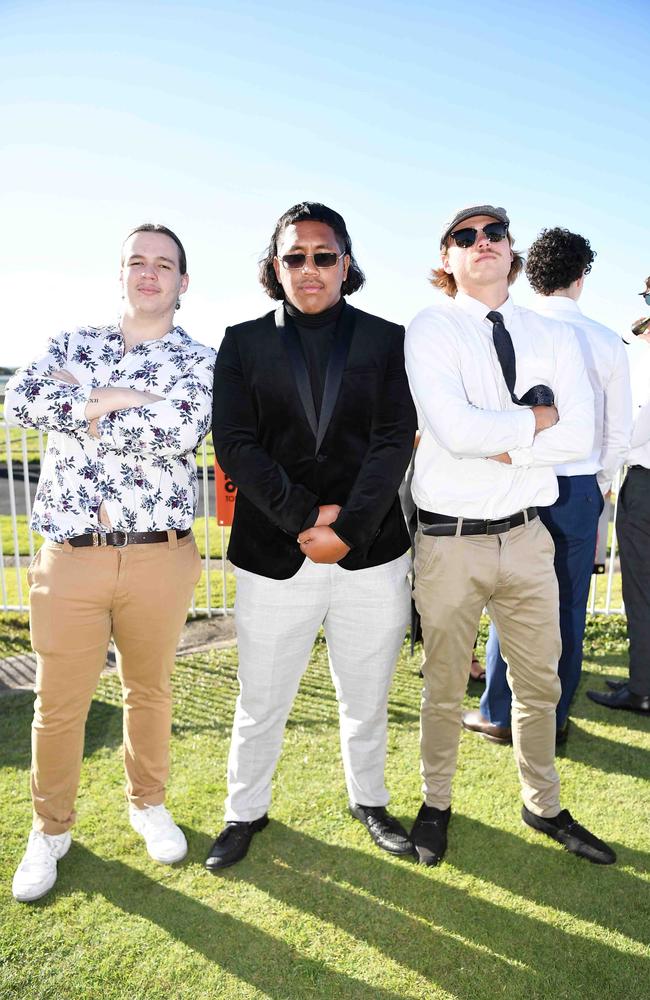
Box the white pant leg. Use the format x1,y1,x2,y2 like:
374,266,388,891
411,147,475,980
225,561,329,822
324,552,411,808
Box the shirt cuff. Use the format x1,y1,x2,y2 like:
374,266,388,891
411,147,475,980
516,408,536,449
509,446,534,468
330,524,353,549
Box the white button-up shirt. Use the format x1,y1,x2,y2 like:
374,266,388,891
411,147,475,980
4,324,216,541
625,335,650,469
534,295,632,492
405,292,594,519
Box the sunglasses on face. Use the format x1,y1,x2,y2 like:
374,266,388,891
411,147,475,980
279,251,344,270
639,291,650,306
448,222,509,249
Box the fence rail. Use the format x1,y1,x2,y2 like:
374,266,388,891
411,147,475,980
1,420,232,616
1,419,625,617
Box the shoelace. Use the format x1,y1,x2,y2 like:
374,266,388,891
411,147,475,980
139,805,175,831
22,832,62,869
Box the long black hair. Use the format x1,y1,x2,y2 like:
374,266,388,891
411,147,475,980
259,202,365,300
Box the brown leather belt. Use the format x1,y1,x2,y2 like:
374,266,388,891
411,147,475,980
66,528,191,548
418,507,538,537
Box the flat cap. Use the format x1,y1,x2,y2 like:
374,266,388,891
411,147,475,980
440,205,509,249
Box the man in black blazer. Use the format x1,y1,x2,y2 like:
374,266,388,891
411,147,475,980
206,202,417,869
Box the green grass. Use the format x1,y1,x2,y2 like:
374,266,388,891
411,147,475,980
0,619,648,1000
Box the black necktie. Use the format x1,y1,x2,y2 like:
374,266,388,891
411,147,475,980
487,310,555,407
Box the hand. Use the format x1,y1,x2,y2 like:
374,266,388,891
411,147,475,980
314,504,342,527
488,452,512,464
532,404,559,434
603,489,612,501
297,526,351,563
638,331,650,346
87,418,100,439
51,369,80,385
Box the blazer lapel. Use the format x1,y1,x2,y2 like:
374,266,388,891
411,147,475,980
316,303,356,453
274,303,318,439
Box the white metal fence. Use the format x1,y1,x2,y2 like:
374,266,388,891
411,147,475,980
1,420,232,616
1,418,625,616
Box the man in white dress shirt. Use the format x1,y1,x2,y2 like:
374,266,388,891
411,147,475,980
405,205,615,866
587,282,650,715
465,227,632,744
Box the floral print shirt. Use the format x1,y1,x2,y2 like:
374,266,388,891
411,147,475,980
4,324,216,541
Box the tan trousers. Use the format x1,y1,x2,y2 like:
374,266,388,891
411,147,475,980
414,516,562,817
27,533,202,834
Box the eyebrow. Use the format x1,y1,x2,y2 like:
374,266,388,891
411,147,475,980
127,254,177,265
283,243,339,253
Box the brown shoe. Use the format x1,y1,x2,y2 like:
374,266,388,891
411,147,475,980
462,710,512,745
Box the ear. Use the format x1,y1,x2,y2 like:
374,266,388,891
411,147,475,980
342,254,350,282
273,256,282,285
179,273,189,295
441,252,453,275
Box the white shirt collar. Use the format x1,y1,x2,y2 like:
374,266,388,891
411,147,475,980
535,294,582,315
454,291,515,326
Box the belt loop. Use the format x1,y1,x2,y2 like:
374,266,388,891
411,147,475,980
167,529,178,550
523,508,529,526
455,517,463,538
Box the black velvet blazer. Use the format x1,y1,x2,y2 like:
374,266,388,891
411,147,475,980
211,302,417,579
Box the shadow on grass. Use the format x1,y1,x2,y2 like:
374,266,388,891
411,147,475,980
216,821,649,1000
49,841,407,1000
0,692,122,770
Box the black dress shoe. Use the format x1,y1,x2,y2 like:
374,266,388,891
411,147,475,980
410,803,451,866
204,815,269,871
349,804,414,856
462,709,512,745
587,685,650,715
522,806,616,865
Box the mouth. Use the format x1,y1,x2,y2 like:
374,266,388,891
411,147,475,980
299,283,325,293
137,285,159,295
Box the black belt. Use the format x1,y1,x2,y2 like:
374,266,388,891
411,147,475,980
67,528,191,548
418,508,538,537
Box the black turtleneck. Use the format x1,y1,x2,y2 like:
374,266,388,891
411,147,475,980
285,297,344,416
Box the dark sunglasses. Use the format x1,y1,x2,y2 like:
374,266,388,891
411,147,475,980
449,222,508,249
279,251,344,270
638,291,650,306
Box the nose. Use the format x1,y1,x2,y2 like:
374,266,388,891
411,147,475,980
475,229,491,249
140,261,157,278
301,254,319,274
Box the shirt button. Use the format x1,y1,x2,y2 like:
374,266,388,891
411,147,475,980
316,454,327,463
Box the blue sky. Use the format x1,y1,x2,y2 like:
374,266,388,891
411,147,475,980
1,0,648,364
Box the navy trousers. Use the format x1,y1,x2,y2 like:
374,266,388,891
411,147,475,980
481,475,604,728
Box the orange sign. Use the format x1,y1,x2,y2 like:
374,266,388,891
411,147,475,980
215,460,237,526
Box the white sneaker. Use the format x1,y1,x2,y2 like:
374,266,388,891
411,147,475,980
12,830,72,903
129,803,187,863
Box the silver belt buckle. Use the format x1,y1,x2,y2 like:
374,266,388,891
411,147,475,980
113,530,129,548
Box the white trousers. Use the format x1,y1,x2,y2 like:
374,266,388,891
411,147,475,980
225,552,411,822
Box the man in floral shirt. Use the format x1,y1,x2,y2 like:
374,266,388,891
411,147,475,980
6,224,215,902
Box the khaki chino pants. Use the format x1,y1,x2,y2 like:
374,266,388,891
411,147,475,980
27,532,202,834
414,516,562,817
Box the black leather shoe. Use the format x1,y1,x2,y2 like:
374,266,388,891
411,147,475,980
349,804,414,856
410,803,451,866
462,709,512,745
522,806,616,865
204,815,269,871
587,685,650,715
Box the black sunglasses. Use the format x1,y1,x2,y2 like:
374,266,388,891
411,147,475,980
448,222,509,249
638,291,650,305
279,251,344,270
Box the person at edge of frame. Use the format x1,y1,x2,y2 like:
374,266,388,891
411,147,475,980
404,203,617,867
586,274,650,715
464,226,632,745
206,201,417,871
6,224,215,903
